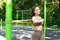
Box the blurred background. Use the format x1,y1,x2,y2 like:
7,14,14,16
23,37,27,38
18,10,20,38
0,0,60,28
0,0,60,40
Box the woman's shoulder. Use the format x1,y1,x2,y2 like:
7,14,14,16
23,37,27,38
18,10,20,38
32,16,36,20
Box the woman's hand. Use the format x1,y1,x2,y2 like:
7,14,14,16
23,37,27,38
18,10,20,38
38,19,43,22
41,19,43,22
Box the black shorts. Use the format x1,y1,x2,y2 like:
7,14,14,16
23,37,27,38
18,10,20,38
32,30,43,40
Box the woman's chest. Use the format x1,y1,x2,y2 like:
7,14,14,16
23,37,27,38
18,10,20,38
34,16,42,21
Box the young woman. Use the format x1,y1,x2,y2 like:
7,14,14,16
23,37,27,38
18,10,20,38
32,6,44,40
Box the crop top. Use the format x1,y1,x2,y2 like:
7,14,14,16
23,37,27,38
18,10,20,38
32,16,43,26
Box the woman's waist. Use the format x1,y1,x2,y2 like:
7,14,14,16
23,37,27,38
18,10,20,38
34,29,43,31
34,25,42,27
34,26,43,30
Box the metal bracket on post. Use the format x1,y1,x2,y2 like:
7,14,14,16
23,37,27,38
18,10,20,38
5,20,12,24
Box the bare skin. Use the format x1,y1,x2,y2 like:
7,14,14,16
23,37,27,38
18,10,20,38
34,25,42,30
32,16,43,31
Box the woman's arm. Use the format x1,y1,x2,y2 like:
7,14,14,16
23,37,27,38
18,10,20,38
32,17,43,26
32,21,42,26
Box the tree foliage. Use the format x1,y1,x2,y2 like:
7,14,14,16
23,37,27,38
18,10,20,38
0,0,60,27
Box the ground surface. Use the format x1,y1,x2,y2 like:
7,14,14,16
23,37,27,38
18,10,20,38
0,26,60,40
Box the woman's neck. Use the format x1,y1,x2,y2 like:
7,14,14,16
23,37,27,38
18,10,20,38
35,14,39,16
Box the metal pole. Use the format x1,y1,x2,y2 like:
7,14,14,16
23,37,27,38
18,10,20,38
0,19,2,31
1,19,2,30
22,11,23,25
6,0,12,40
22,11,23,20
44,1,46,40
16,10,18,26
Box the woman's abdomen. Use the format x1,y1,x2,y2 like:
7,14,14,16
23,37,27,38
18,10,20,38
34,25,43,31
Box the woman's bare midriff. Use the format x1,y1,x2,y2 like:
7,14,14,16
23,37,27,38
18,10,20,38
34,25,42,31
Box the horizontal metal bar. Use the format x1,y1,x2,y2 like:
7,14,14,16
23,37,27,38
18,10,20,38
46,1,59,4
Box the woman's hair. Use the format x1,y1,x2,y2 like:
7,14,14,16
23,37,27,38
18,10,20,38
32,6,39,17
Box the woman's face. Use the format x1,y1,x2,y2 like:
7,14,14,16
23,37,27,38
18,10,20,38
34,7,40,15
